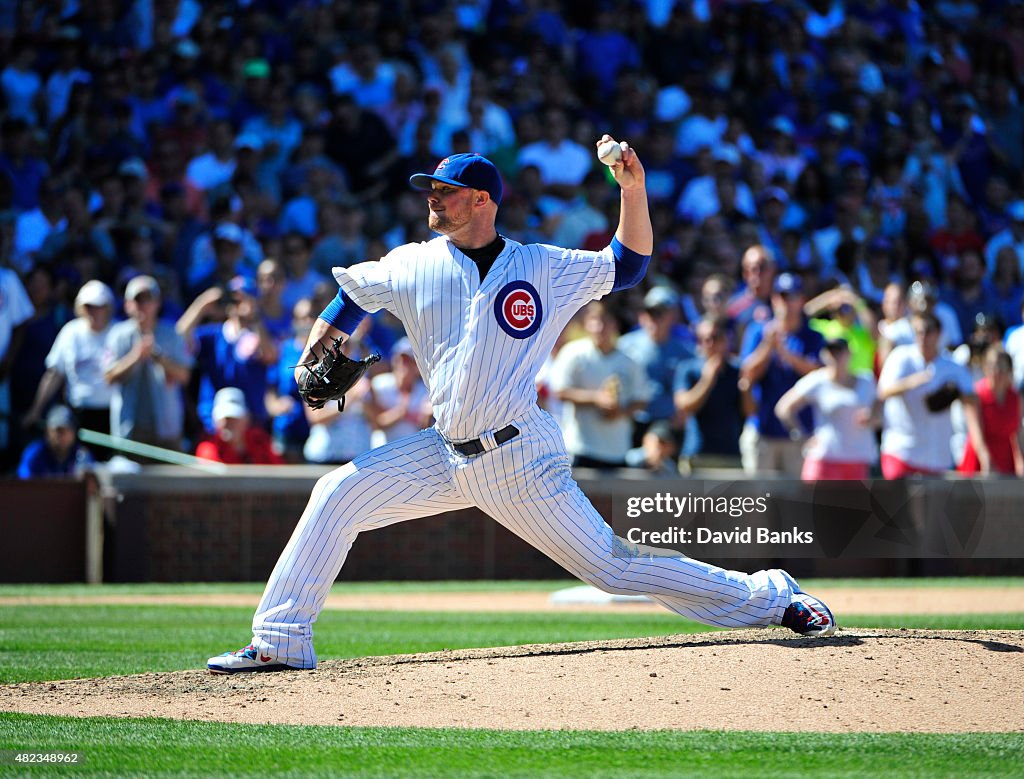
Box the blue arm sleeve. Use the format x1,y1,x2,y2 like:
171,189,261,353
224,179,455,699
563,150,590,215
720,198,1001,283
318,288,369,335
610,236,651,292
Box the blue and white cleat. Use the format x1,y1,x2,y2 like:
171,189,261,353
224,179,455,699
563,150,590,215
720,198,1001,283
207,644,297,674
781,592,838,637
779,571,837,637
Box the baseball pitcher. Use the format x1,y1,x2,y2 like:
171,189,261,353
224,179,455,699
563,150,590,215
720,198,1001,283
208,138,836,674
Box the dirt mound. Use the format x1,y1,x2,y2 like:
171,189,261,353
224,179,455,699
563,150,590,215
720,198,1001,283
3,629,1022,732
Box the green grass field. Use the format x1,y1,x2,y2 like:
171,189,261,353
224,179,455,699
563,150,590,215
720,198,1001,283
1,714,1022,778
1,580,1022,777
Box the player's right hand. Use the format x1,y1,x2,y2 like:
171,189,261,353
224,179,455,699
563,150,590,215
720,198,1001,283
598,134,645,191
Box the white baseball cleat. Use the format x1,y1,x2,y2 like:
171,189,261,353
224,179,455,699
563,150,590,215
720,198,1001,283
207,644,298,674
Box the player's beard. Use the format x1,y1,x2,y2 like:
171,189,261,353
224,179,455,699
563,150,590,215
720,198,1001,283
428,207,470,235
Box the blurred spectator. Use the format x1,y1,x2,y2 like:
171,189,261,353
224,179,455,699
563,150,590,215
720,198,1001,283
1004,298,1024,390
775,338,879,482
727,244,776,338
0,265,34,469
676,145,755,225
177,275,278,434
990,245,1024,329
983,78,1024,176
265,298,314,463
7,265,69,456
35,182,116,268
187,221,261,296
17,405,94,479
255,259,292,342
241,83,303,182
675,89,726,158
279,158,340,238
551,302,649,469
574,4,640,98
12,177,63,272
854,236,901,307
196,387,283,466
958,346,1023,476
280,232,326,312
310,203,370,276
674,316,744,465
365,337,431,448
103,275,192,451
516,108,592,201
1,41,42,126
877,282,913,365
323,94,398,199
642,122,690,207
811,195,866,275
624,420,679,477
423,49,472,133
985,200,1024,276
877,312,983,478
24,280,114,457
549,170,611,249
907,279,963,349
805,286,877,376
696,273,736,345
943,248,999,339
903,135,966,231
379,70,426,156
617,286,693,444
184,118,237,195
755,187,790,266
951,312,1008,464
464,78,516,159
758,117,805,184
0,119,48,213
302,319,375,465
929,193,982,263
739,272,824,475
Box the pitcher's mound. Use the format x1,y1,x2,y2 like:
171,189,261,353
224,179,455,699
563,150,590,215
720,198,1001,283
3,629,1022,732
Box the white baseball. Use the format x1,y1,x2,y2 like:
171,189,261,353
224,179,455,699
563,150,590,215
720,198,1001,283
597,139,624,166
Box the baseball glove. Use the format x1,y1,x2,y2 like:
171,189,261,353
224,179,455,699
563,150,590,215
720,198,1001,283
924,381,961,412
295,338,381,412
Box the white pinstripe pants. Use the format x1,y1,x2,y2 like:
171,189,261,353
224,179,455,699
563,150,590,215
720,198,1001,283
251,406,796,668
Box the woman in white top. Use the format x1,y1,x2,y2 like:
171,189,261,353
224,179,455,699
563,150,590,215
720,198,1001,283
301,318,375,465
364,338,432,448
775,338,879,481
23,280,115,455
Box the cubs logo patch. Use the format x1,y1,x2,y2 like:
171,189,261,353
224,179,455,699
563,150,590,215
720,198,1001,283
494,281,543,339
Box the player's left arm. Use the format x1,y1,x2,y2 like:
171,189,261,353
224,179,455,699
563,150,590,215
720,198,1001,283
600,134,652,292
293,291,365,384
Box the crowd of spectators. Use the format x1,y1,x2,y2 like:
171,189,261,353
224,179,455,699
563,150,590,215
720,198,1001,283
3,1,1024,480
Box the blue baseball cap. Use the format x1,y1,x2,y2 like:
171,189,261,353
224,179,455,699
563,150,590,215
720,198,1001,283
409,153,503,205
774,272,803,295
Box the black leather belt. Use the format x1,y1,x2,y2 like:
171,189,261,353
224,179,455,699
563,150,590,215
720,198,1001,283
452,424,520,456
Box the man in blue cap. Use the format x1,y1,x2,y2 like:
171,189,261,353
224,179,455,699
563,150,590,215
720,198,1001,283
17,405,94,479
739,271,825,475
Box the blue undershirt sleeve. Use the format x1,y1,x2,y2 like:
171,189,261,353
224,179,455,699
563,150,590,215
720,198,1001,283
318,288,369,335
610,236,651,292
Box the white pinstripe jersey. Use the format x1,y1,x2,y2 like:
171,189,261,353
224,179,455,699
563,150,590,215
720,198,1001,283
333,235,616,441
